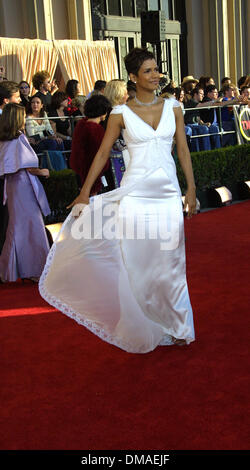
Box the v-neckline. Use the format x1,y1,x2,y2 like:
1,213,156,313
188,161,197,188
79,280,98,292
124,99,166,132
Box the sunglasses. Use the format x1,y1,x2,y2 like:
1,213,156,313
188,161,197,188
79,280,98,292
20,85,30,89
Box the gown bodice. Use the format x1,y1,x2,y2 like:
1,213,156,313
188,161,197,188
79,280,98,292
110,98,181,195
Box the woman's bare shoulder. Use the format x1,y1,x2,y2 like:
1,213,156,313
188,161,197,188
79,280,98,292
108,109,125,129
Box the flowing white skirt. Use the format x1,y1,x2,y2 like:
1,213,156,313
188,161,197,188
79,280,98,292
39,165,195,353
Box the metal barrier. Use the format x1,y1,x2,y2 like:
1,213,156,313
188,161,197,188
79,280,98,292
27,102,249,156
182,102,249,146
26,114,80,169
37,149,71,170
26,113,81,136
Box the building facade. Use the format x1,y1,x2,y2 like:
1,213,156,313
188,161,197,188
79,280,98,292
0,0,249,87
91,0,188,85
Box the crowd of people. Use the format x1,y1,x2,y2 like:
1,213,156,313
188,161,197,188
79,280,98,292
0,64,249,284
160,74,250,151
0,69,249,163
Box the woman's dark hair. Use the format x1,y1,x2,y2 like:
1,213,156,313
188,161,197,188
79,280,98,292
26,94,45,117
240,85,250,93
51,91,68,109
238,75,247,89
175,87,185,100
198,76,208,89
127,80,136,92
124,47,155,76
84,94,111,118
18,80,30,90
65,79,79,99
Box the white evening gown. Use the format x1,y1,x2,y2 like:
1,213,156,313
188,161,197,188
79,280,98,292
39,98,195,353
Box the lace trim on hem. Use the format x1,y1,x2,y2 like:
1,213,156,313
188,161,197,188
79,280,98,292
39,243,162,354
39,221,194,354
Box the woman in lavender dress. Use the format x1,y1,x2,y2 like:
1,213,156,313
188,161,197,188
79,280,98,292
0,103,51,282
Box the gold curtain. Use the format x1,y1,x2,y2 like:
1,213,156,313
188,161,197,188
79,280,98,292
53,40,119,95
0,38,119,95
0,38,58,94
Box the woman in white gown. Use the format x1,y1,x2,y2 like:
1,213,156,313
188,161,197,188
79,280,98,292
39,48,197,353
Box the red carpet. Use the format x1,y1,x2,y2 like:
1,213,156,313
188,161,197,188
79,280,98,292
0,201,249,450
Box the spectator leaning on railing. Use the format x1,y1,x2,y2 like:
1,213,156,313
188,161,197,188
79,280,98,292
199,85,222,149
238,75,248,91
240,85,250,100
220,84,237,146
184,86,216,151
218,76,231,97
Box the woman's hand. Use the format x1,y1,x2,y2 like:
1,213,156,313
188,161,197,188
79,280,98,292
184,187,197,219
67,193,90,217
49,134,63,144
40,168,50,178
50,79,58,93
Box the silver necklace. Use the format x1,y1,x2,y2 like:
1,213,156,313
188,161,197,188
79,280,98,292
134,95,158,106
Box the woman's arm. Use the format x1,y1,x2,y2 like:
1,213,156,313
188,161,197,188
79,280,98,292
174,106,196,218
44,113,54,135
67,113,123,211
50,120,70,140
50,120,57,135
25,118,36,137
27,168,49,177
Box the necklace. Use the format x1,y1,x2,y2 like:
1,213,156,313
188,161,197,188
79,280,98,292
134,95,158,106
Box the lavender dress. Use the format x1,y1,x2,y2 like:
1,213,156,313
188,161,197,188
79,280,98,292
0,133,51,281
